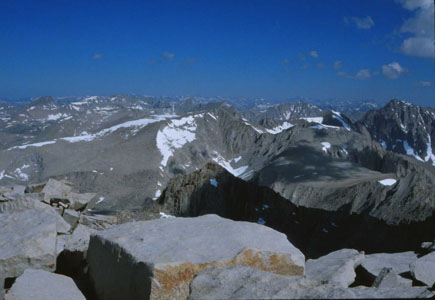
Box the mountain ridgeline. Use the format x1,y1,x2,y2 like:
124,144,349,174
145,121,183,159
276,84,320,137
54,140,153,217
0,96,434,258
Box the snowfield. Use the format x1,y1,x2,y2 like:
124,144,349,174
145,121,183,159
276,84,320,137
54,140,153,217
156,115,200,167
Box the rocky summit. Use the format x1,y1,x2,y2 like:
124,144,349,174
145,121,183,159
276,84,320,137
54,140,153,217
0,96,434,300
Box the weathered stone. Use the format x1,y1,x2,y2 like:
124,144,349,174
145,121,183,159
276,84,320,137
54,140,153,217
63,209,80,227
56,235,69,257
188,265,354,300
0,209,57,278
0,196,47,213
0,265,5,300
361,251,418,277
5,269,86,300
350,286,434,298
79,214,112,230
41,178,72,203
12,185,26,195
410,252,435,286
372,267,412,288
67,192,96,211
306,249,364,288
24,183,46,194
88,214,305,300
64,224,96,256
421,241,435,254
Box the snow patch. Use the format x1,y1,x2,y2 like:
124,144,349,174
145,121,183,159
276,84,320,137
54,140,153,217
302,117,324,123
233,156,242,163
321,142,331,153
378,179,397,186
210,178,218,187
159,212,176,219
96,197,105,204
14,164,30,181
403,141,424,162
266,122,294,134
257,217,266,225
211,152,249,177
156,115,198,167
424,135,435,166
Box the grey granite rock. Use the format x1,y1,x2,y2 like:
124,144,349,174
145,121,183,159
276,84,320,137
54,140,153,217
0,265,4,300
410,252,435,286
41,179,72,203
188,265,354,300
88,214,305,300
361,251,418,277
372,267,412,288
306,249,364,288
5,269,86,300
0,208,58,278
62,209,80,227
350,286,434,298
64,224,96,256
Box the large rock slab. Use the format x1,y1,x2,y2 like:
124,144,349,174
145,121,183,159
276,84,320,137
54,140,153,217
361,251,418,277
41,178,72,202
410,252,435,286
350,287,434,299
64,224,96,256
188,265,354,299
371,267,412,288
306,249,364,288
0,209,58,278
5,269,86,300
88,214,305,300
0,195,47,213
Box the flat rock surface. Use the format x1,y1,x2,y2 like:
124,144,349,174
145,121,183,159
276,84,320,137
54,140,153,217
88,214,305,300
361,251,418,277
306,249,364,288
5,269,86,300
188,265,354,299
0,208,58,278
350,287,434,299
410,252,435,286
372,267,412,288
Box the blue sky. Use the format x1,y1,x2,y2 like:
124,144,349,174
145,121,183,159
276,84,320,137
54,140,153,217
0,0,433,106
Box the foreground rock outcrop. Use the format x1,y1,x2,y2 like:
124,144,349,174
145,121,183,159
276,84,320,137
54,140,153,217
0,208,60,278
5,269,86,300
87,214,305,300
188,265,433,299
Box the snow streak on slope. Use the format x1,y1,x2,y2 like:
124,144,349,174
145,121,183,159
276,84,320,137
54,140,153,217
211,152,249,177
424,135,435,166
332,112,351,131
265,122,294,134
403,141,424,162
156,115,200,167
8,114,175,150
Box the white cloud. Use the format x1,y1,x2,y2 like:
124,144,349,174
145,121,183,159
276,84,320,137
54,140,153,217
381,62,408,79
333,61,342,70
355,69,371,79
161,51,175,61
316,62,326,69
92,53,103,59
396,0,434,58
337,69,371,80
414,81,432,87
309,51,319,58
344,16,375,29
